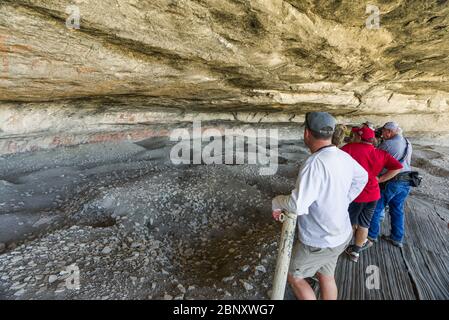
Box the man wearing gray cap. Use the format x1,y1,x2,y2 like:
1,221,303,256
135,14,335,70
367,122,412,248
272,112,368,300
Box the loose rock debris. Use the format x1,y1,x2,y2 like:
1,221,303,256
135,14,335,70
0,139,448,300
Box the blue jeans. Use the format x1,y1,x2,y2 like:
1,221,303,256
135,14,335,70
368,180,411,243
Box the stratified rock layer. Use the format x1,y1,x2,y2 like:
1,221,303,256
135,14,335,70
1,0,449,153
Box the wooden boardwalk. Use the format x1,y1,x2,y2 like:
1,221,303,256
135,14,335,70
287,196,449,300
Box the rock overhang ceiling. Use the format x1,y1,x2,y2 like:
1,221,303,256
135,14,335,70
1,0,449,153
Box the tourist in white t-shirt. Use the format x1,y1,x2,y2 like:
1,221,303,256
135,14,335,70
272,112,368,300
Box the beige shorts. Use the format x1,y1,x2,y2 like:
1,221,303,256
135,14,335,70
289,235,351,279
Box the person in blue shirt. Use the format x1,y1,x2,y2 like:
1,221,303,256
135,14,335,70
367,122,413,248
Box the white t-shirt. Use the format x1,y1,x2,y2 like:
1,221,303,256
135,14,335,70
272,145,368,248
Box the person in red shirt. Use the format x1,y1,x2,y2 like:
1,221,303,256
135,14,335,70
341,126,403,262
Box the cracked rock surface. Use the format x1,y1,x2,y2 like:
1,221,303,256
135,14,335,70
1,0,449,154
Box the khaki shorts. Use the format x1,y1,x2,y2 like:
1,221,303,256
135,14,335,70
289,235,351,279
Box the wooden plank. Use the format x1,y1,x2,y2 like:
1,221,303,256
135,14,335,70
400,198,449,300
336,238,416,300
285,196,449,300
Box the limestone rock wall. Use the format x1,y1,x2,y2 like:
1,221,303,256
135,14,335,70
1,0,449,153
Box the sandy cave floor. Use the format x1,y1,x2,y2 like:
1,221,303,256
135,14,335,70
0,137,448,300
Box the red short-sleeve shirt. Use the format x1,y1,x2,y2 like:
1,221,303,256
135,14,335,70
341,142,403,203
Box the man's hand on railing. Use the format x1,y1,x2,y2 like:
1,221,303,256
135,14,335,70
272,209,282,221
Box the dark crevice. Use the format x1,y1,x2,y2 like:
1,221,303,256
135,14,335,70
433,205,449,224
399,246,422,300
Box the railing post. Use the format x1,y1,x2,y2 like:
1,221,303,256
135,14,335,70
271,211,297,300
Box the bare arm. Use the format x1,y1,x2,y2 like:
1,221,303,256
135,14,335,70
378,169,402,184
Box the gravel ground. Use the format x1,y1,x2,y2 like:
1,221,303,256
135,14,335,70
0,137,447,300
0,138,303,300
